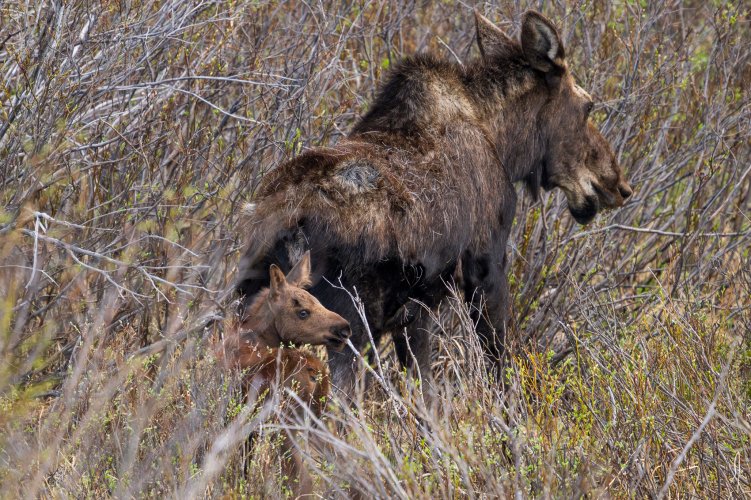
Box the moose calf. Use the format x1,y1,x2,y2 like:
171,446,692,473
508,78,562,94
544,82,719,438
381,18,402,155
221,251,350,497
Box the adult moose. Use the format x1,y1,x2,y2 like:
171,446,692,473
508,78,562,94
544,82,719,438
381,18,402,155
236,10,632,397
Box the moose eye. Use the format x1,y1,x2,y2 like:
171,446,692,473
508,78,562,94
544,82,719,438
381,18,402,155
298,309,310,319
584,101,594,116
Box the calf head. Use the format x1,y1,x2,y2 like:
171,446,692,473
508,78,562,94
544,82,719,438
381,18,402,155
478,10,633,224
239,251,351,350
281,350,330,416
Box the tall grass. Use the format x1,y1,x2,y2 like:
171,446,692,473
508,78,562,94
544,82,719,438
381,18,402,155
1,0,749,497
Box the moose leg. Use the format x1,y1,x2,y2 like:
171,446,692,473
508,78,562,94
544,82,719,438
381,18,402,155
280,432,313,497
313,279,384,403
461,251,510,379
392,312,435,405
327,322,369,401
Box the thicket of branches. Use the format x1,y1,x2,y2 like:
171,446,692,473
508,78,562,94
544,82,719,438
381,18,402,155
1,1,749,497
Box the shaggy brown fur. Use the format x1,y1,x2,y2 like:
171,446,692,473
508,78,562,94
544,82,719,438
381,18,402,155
236,10,632,396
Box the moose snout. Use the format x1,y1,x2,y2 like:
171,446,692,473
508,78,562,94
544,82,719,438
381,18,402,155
618,181,633,201
330,323,351,340
593,179,633,209
326,322,351,351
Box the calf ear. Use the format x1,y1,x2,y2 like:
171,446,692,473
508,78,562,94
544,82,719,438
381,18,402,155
521,10,565,74
286,251,312,288
268,264,287,299
475,10,515,60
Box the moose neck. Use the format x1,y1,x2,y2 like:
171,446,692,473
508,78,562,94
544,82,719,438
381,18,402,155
467,61,549,187
493,92,548,188
351,54,549,190
242,296,284,349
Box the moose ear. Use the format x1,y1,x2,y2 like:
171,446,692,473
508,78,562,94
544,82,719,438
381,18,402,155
285,251,312,288
521,10,565,74
268,264,287,299
475,10,515,60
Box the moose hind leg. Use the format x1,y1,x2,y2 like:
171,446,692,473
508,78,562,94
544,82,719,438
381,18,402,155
280,432,313,497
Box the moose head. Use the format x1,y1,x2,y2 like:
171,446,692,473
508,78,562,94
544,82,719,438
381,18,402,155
476,10,633,223
239,251,351,350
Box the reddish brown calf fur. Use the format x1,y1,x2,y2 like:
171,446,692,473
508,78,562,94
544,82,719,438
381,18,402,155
230,339,330,417
232,344,329,497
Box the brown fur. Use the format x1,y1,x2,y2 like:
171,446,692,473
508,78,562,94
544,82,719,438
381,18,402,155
236,10,633,395
232,344,330,416
228,344,328,497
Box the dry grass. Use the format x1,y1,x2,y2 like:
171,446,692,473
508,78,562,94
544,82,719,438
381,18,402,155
1,0,750,498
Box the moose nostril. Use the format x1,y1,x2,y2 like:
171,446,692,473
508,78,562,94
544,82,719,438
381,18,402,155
333,325,351,339
618,183,633,200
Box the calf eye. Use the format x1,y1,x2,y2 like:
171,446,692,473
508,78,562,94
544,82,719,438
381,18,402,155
585,101,594,116
298,309,310,319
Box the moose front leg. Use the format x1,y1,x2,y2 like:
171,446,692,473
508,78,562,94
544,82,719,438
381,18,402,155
392,312,435,406
461,251,510,380
327,324,368,401
316,279,386,404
